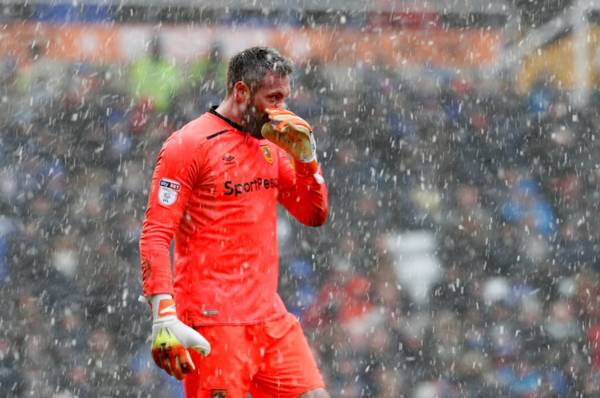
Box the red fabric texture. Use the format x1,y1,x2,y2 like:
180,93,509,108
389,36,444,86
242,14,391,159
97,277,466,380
183,313,325,397
139,111,328,325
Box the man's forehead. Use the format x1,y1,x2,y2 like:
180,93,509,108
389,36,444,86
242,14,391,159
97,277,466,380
259,72,290,90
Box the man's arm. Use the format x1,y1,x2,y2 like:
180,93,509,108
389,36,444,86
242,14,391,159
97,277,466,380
261,108,328,226
139,132,211,380
277,149,328,227
139,132,201,297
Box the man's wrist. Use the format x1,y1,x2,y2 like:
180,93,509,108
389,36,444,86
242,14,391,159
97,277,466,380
150,294,176,320
295,159,320,175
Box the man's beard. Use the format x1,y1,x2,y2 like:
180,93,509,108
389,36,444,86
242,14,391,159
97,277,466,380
243,105,269,139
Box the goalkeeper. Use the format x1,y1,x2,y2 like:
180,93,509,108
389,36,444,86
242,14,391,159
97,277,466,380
139,46,329,398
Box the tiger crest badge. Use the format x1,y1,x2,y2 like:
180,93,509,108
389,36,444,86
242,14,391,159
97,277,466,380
260,144,273,164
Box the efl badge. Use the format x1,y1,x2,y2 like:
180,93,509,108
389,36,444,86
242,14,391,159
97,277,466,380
158,178,181,206
211,390,227,398
260,145,273,164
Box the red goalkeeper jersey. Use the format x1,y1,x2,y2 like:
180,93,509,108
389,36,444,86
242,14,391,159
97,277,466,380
139,108,328,326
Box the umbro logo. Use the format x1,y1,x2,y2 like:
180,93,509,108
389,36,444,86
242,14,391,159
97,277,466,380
222,154,236,165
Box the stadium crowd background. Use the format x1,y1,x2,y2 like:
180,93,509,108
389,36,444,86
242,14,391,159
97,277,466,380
2,3,600,397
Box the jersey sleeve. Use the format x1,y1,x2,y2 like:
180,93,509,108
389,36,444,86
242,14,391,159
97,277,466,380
139,133,204,297
277,148,328,226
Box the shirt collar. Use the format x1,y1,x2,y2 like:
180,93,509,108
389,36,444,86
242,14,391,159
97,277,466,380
209,106,245,132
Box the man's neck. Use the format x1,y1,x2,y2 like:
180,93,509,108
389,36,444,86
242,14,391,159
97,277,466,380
215,98,243,127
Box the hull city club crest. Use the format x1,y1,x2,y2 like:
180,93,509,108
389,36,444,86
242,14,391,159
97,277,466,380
260,144,273,164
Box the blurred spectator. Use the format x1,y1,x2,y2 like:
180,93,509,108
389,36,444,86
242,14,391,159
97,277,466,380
172,41,228,124
16,40,67,123
501,168,556,238
188,41,227,95
128,35,181,115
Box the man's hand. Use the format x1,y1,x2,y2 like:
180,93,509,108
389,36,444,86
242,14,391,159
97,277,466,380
150,294,211,380
261,108,318,171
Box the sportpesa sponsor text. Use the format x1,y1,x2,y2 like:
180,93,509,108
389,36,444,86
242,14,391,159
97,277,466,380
224,177,278,196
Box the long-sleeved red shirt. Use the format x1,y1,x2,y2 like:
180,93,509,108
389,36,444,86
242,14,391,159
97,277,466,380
139,108,328,326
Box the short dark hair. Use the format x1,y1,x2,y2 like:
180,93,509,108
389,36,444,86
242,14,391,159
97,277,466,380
226,46,293,96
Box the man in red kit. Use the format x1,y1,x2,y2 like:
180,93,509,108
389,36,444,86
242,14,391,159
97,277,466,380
139,46,329,398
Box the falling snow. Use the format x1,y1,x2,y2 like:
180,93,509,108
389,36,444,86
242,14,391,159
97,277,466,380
0,1,598,397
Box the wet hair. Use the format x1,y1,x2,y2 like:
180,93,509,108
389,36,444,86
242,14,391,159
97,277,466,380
226,46,293,96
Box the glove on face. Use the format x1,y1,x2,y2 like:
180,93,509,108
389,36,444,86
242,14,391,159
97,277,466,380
261,108,317,168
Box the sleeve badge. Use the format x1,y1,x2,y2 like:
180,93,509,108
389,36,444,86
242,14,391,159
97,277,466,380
158,178,181,206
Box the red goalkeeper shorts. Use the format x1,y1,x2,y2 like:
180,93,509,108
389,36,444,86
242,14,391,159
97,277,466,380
184,312,325,398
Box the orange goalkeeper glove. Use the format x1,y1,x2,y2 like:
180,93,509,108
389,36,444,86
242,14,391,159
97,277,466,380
261,108,319,173
149,294,211,380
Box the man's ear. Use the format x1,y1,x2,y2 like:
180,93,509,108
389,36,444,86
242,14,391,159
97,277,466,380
233,81,250,104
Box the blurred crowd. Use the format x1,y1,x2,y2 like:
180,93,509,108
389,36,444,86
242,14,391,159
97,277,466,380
1,34,600,398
